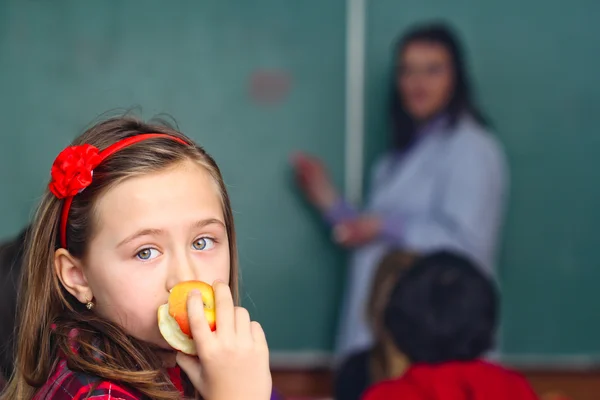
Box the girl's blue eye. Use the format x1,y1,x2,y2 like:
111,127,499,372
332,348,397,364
136,248,160,261
192,237,215,251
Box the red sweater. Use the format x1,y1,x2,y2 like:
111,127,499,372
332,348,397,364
362,360,539,400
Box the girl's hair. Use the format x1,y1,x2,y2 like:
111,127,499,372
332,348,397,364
384,251,498,364
2,116,239,399
366,250,417,383
390,21,489,150
366,250,417,340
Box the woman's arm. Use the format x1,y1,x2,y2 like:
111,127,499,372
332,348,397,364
323,198,360,226
333,137,508,272
320,154,393,227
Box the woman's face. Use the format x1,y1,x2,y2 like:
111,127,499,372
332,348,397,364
397,41,454,121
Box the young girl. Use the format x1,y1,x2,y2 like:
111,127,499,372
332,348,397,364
0,117,272,400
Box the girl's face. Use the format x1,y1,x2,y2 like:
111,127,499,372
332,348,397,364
397,41,454,121
81,160,230,349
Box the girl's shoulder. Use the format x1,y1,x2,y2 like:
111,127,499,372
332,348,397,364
33,359,142,400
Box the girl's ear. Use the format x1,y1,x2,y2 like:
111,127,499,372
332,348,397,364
54,248,92,304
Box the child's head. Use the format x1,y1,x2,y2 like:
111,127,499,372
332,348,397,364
384,251,498,364
7,116,238,399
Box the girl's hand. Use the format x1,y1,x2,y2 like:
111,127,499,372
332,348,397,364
176,281,272,400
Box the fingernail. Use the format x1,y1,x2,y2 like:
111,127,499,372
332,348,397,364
189,289,201,296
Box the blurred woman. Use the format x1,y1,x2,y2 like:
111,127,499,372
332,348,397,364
293,21,508,360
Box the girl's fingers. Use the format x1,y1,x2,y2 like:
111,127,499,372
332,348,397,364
213,280,235,340
251,321,268,348
234,306,252,342
176,352,205,394
187,290,214,353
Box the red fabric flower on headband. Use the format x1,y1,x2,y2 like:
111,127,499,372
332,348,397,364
49,144,102,199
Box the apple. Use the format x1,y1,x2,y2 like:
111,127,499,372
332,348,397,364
157,280,216,355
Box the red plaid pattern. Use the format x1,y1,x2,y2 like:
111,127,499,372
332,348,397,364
33,358,183,400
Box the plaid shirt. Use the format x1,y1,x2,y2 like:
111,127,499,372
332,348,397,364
32,358,184,400
31,357,284,400
30,328,281,400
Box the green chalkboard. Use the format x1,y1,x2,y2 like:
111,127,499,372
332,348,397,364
0,0,347,352
4,0,597,360
365,0,600,359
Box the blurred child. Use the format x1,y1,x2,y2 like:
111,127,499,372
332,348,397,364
334,250,416,400
362,251,538,400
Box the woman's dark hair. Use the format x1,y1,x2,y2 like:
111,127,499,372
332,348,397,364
391,21,488,150
0,226,29,383
384,251,498,364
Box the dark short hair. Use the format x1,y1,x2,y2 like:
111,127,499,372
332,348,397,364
390,21,489,150
384,251,498,363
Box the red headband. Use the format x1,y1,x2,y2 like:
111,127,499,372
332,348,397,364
49,133,189,249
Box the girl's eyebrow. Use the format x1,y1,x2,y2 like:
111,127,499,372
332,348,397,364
116,228,164,248
116,219,226,248
191,218,226,230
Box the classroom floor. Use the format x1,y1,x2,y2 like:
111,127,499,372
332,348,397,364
272,369,600,400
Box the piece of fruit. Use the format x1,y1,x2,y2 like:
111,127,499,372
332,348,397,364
157,280,216,355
